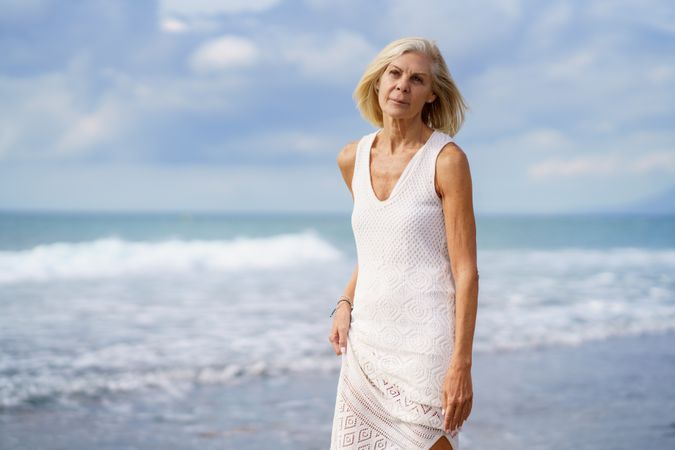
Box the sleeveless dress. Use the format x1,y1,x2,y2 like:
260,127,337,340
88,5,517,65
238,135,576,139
330,128,460,450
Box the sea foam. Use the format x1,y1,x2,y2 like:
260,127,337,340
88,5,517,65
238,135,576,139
0,230,343,284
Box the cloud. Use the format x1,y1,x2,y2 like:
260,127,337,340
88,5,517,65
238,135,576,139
242,130,341,157
0,66,141,161
380,0,524,60
160,17,188,33
158,0,281,32
587,0,675,34
0,66,248,162
632,152,675,174
2,0,675,213
462,33,675,140
279,29,376,83
189,35,260,74
529,155,620,178
205,129,346,163
0,162,350,213
159,0,281,18
55,100,123,157
0,71,80,160
528,151,675,178
524,2,575,53
0,0,49,21
488,128,571,153
98,68,247,113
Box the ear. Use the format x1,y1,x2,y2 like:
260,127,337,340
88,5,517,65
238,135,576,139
427,92,437,103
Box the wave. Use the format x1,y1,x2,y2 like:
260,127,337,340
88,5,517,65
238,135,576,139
1,244,674,410
4,328,675,410
0,230,343,284
0,356,341,410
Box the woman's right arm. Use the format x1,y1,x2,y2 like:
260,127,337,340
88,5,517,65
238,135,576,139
328,140,359,356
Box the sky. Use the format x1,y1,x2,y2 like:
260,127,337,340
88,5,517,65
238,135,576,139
0,0,674,214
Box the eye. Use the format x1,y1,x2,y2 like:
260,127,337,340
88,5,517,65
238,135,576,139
412,75,422,82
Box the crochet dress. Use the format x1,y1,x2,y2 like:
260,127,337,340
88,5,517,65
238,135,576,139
330,128,459,450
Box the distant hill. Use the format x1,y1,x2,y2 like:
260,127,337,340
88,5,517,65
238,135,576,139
607,184,675,214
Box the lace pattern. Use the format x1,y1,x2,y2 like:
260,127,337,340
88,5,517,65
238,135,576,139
330,129,460,449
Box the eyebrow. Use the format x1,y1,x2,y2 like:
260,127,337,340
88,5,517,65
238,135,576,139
390,64,429,77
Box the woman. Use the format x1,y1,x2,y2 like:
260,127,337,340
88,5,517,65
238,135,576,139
328,37,478,450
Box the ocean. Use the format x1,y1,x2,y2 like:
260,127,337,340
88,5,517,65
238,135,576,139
1,211,674,449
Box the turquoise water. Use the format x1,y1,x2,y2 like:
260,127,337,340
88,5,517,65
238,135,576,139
2,211,674,251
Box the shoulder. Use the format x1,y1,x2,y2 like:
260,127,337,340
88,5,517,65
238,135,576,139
336,139,360,195
436,141,469,171
336,139,359,173
435,140,472,195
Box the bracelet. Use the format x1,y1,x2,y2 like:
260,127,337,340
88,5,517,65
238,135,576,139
329,295,353,318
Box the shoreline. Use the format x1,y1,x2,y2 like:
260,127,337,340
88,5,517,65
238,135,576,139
1,331,674,449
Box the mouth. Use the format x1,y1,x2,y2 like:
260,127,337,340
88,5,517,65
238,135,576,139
390,98,409,105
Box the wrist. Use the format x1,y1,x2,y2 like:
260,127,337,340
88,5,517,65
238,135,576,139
337,295,353,309
336,301,352,313
449,355,472,370
329,295,353,318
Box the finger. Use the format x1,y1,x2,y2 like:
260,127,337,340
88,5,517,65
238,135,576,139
443,400,455,432
338,328,348,355
329,330,340,355
451,399,463,431
465,397,473,419
461,397,473,423
334,334,342,355
456,400,469,430
444,399,458,432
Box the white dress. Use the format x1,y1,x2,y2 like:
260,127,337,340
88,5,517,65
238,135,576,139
330,128,460,450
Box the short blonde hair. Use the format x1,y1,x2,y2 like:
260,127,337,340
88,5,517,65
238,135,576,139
353,37,469,136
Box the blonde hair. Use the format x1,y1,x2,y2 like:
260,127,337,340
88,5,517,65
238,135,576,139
353,37,469,136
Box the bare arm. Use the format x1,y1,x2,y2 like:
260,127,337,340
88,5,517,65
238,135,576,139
336,140,360,303
435,142,478,434
341,263,359,302
328,141,359,356
436,142,479,368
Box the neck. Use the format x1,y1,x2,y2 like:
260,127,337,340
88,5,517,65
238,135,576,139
380,117,432,155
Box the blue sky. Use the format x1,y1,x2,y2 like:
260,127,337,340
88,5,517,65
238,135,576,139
1,0,674,214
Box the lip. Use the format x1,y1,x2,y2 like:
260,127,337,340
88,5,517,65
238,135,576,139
389,98,409,105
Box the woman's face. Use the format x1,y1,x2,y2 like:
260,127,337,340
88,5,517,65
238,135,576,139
376,51,437,122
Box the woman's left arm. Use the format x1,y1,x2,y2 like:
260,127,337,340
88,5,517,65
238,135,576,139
436,142,479,435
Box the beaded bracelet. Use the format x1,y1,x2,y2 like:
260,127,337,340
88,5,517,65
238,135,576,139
329,295,353,318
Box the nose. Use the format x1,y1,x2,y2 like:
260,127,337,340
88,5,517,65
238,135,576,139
396,78,410,92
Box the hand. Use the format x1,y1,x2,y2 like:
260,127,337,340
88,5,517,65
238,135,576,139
441,363,473,436
328,302,351,355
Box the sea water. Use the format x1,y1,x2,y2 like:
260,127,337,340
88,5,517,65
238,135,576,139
0,211,674,417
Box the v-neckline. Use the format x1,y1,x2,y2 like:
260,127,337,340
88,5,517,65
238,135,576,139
367,129,436,204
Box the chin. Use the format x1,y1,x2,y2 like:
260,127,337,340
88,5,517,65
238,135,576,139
383,109,417,120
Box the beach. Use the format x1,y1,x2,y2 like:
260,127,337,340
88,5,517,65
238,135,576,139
2,330,674,449
1,212,674,449
3,1,675,447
